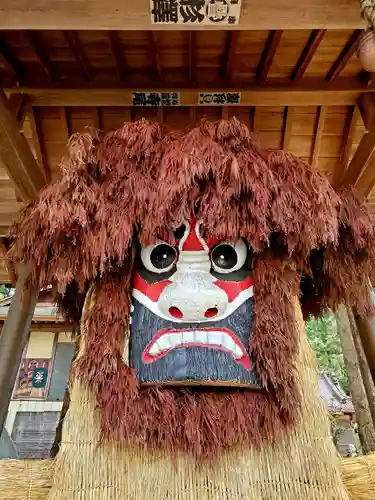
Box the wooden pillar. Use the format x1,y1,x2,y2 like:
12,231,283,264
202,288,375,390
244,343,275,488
354,300,375,385
348,309,375,426
336,304,375,453
0,264,38,434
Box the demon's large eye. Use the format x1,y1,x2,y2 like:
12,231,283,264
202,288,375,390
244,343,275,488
140,241,178,274
210,239,247,274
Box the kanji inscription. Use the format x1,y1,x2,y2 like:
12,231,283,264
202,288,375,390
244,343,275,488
132,92,180,107
199,92,241,105
150,0,242,25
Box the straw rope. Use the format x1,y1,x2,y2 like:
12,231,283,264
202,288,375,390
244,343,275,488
39,298,349,499
0,453,373,500
0,459,53,500
1,299,371,499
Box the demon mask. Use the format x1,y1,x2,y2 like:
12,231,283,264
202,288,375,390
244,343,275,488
131,218,259,387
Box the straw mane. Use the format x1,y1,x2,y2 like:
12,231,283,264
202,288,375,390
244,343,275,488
7,117,375,458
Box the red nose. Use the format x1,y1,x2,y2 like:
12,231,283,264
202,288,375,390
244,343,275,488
169,306,183,319
205,307,218,318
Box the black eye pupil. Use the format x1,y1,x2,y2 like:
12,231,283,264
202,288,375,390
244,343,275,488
150,244,177,270
211,244,238,270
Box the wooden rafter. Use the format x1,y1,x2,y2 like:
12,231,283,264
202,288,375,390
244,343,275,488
149,32,162,82
0,238,16,285
333,105,359,185
291,29,326,81
256,30,283,83
64,31,92,82
0,202,23,237
62,106,72,137
222,32,240,81
8,85,374,107
7,94,29,126
0,36,26,84
27,31,59,81
341,117,375,196
27,106,49,183
358,93,375,130
281,106,293,150
221,107,229,120
311,106,326,167
93,107,103,129
189,107,196,128
108,31,126,83
0,89,45,200
326,29,363,83
188,32,196,85
0,0,366,30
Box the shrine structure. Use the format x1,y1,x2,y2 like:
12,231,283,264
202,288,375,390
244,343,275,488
0,1,375,499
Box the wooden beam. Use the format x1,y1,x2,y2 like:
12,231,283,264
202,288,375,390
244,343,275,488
64,31,92,82
326,30,363,83
358,93,375,130
355,308,375,385
0,264,39,435
0,1,365,30
281,106,293,150
188,32,196,85
189,107,196,128
27,31,59,81
333,105,359,185
150,32,162,82
7,85,374,107
222,32,240,81
221,107,229,120
311,106,326,167
0,90,45,200
0,202,23,236
256,30,283,83
108,31,126,84
336,304,375,454
0,36,27,84
341,118,375,195
7,94,29,126
291,29,326,81
0,238,16,285
27,106,49,183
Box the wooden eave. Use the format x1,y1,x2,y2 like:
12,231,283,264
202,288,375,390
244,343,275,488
0,25,373,283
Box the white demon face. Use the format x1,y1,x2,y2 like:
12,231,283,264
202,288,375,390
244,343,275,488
130,218,259,387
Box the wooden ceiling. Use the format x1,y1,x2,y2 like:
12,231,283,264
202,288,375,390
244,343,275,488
0,27,374,283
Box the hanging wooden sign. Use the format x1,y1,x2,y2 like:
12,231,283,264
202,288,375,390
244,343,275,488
150,0,242,26
13,359,51,400
132,92,180,106
198,92,242,105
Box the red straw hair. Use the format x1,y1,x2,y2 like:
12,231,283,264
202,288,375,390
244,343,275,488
7,118,375,458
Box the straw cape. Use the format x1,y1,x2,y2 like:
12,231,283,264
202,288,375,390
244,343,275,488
6,118,375,499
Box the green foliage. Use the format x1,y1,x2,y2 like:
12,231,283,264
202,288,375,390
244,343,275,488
0,284,12,300
306,314,349,394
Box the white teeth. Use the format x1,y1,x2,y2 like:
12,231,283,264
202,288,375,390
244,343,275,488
158,335,173,350
147,330,245,360
209,332,222,345
169,333,181,346
182,331,195,343
196,331,208,343
149,341,162,355
129,316,132,324
130,304,134,312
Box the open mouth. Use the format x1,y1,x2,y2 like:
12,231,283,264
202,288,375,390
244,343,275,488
142,327,252,370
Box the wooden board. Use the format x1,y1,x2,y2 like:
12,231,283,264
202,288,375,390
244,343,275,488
0,0,365,30
7,87,372,107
